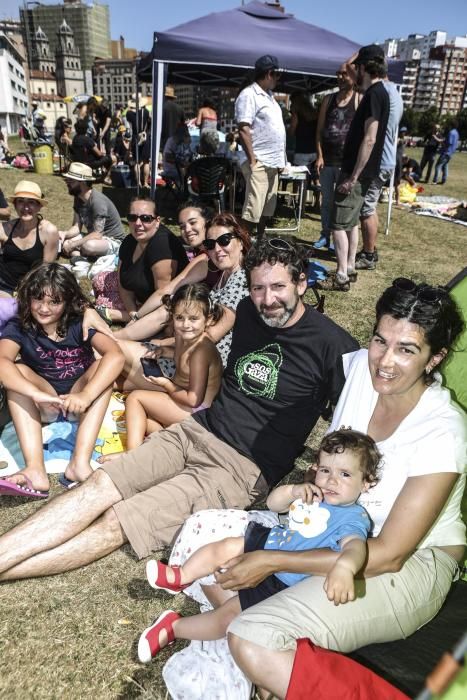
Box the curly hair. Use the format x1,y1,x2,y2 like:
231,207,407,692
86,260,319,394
319,429,382,485
161,283,224,325
16,262,91,338
244,239,308,286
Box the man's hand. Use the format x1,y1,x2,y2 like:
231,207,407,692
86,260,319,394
323,561,356,605
214,550,274,590
315,156,324,174
337,177,357,195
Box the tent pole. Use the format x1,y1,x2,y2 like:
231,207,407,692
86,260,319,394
150,61,165,200
384,169,395,236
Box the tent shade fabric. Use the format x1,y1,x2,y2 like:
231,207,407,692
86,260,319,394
137,1,361,92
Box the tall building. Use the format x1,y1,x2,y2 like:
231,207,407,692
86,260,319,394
20,0,111,92
0,31,28,134
55,18,85,114
31,26,56,73
413,59,442,112
432,45,467,115
92,57,137,111
30,69,67,125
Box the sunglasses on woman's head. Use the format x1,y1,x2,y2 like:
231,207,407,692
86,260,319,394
203,232,238,250
392,277,448,304
127,213,157,223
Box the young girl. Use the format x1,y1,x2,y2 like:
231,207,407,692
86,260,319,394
0,262,124,497
102,284,223,456
137,429,381,663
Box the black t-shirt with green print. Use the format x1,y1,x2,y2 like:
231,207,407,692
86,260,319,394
194,297,359,487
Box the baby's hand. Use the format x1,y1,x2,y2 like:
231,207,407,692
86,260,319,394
323,562,355,606
291,482,323,504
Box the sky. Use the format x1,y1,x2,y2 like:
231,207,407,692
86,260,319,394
1,0,466,53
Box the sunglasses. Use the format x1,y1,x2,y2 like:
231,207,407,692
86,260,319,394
203,232,238,250
127,214,157,223
392,277,448,304
267,237,294,251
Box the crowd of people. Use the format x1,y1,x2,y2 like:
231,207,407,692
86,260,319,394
0,46,465,700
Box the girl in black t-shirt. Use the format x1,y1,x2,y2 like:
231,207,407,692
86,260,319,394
0,263,123,498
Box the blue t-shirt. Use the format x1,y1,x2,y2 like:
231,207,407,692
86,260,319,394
265,500,371,587
2,316,96,394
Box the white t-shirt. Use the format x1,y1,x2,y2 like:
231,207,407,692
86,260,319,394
330,349,467,548
235,82,286,168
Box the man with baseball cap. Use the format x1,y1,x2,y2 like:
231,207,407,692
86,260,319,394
318,44,390,291
235,55,286,237
59,162,125,259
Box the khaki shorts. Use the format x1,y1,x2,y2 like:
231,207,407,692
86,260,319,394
331,175,371,231
360,168,393,218
102,418,267,558
241,160,279,223
228,547,458,653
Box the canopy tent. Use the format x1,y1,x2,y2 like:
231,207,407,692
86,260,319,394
137,1,362,196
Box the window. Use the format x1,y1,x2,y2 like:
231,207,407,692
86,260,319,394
47,102,51,108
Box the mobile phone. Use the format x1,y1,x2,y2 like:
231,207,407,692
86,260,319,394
140,357,164,378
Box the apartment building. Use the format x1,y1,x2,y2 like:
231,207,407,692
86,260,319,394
0,31,28,135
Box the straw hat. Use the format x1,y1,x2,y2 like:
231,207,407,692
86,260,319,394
127,95,151,109
165,85,176,98
10,180,47,206
63,162,95,182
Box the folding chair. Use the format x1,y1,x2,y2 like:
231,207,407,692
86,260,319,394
186,156,229,212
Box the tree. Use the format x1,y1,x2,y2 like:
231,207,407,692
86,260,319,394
417,107,440,139
400,108,420,135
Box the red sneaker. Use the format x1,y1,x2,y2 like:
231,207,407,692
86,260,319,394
138,610,181,663
146,560,190,594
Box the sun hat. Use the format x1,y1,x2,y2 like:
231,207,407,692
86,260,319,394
63,162,95,182
353,44,385,66
9,180,47,206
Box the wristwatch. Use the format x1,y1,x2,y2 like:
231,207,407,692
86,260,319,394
129,311,139,321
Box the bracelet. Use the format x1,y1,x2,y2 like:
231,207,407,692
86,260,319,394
129,311,139,321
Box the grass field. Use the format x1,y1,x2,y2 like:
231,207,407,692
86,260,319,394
0,147,466,699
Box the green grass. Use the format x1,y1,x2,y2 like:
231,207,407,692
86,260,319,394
0,149,466,698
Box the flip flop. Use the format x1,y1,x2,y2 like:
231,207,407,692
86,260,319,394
0,475,49,499
58,473,78,490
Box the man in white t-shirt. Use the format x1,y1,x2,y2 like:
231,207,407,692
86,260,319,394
235,55,286,237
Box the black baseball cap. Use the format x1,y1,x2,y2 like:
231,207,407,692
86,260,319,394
353,44,385,65
255,55,280,73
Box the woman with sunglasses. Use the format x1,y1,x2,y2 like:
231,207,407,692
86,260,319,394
209,278,467,699
111,213,251,393
98,197,188,324
0,181,59,297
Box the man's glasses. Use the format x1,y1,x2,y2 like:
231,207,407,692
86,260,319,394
267,237,294,251
392,277,448,304
127,214,157,223
203,232,238,250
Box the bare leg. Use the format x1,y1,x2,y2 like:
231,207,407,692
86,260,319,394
113,306,169,342
347,225,359,272
160,537,245,587
332,229,349,278
360,212,378,254
65,364,114,482
228,633,295,700
173,595,241,642
202,582,237,608
6,366,61,491
0,469,122,575
126,391,191,445
0,507,126,581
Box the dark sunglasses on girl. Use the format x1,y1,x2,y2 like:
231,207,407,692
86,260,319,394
392,277,448,304
203,232,238,250
127,214,157,223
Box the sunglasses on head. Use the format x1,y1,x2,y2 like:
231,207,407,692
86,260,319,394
127,213,157,223
392,277,448,304
267,237,294,251
203,232,238,250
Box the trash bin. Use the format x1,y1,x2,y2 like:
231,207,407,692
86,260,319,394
31,143,54,175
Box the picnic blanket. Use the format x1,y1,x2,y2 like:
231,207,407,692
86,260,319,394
410,196,467,226
0,391,127,475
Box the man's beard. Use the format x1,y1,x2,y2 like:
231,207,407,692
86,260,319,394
259,295,299,328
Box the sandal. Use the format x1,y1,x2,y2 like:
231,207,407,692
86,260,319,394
316,274,350,292
138,610,181,663
146,560,190,594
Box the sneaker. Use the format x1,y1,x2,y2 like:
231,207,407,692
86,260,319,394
347,270,358,283
316,273,350,292
356,249,378,263
313,236,328,249
355,253,376,270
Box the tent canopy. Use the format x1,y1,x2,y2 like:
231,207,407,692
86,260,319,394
137,1,360,93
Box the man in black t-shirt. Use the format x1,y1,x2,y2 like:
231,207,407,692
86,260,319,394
0,241,358,578
71,118,112,172
317,45,390,292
